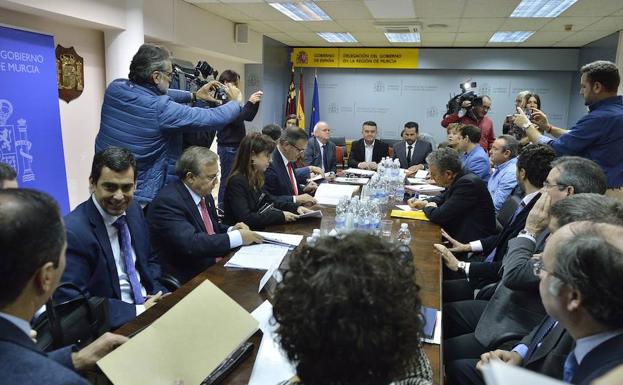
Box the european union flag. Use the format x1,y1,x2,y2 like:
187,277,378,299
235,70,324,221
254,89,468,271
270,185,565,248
308,74,320,137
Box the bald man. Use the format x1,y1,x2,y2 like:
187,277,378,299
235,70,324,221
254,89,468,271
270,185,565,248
304,121,337,173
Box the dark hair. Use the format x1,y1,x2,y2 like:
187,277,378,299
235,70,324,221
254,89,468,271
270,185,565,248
0,189,65,308
229,133,275,190
0,162,17,187
218,69,240,84
285,114,298,125
362,121,377,129
128,44,170,84
425,147,462,174
279,126,308,146
404,121,419,133
551,156,607,195
553,222,623,328
580,60,620,92
524,93,541,110
262,124,283,141
516,144,556,188
550,194,623,230
458,124,481,144
175,146,218,180
273,233,424,385
497,135,519,158
90,147,137,184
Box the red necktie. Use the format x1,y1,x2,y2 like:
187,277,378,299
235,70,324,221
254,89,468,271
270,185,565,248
287,162,299,195
199,198,215,235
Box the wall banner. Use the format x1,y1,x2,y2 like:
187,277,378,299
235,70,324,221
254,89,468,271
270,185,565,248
0,25,70,213
292,47,419,69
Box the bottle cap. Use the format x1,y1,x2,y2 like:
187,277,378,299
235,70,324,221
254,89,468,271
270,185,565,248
401,223,408,229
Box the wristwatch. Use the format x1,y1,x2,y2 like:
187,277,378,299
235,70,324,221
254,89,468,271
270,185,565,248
457,261,467,273
519,229,537,239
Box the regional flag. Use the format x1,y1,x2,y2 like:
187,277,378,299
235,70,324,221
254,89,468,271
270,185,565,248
285,66,296,117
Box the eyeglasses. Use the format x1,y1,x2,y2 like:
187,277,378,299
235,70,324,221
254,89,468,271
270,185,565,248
291,143,306,153
542,181,567,190
157,70,173,81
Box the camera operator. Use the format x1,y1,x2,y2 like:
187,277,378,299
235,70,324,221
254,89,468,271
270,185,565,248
96,43,244,205
215,69,263,209
442,95,495,153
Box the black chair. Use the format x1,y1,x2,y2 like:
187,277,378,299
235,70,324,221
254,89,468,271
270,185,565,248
381,138,400,148
329,136,346,147
495,192,522,232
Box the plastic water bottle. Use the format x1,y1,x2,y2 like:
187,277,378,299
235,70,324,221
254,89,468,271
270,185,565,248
335,197,348,232
392,158,401,177
395,179,406,202
369,200,381,234
396,223,412,246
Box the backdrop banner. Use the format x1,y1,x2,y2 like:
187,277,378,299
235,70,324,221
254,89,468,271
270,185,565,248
0,25,70,213
292,47,419,69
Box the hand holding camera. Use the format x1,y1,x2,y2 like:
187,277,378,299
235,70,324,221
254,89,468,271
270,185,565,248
196,80,226,104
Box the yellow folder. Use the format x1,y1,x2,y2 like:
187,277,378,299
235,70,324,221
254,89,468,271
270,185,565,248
390,209,430,221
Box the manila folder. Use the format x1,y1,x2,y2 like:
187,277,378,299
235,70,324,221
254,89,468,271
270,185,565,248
97,280,259,385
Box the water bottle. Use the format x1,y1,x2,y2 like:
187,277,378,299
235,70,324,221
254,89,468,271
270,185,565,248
369,200,381,234
392,158,400,178
395,179,405,202
396,223,412,246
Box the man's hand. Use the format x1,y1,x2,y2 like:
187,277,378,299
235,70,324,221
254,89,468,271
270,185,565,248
233,222,250,231
240,229,263,245
71,332,129,371
283,211,299,222
513,107,531,128
476,350,523,372
297,206,313,215
441,229,472,253
529,108,549,131
407,198,427,210
461,100,472,109
248,90,263,104
308,166,324,176
303,181,318,194
406,164,424,177
434,243,460,272
196,80,224,103
144,291,164,310
525,193,551,235
295,193,317,205
368,162,378,171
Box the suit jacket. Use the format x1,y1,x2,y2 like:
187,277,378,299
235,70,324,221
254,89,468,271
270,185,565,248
146,179,231,284
423,171,497,244
265,149,310,198
392,140,432,169
348,138,390,168
304,138,337,173
574,333,623,385
224,173,299,230
0,317,89,385
57,198,166,329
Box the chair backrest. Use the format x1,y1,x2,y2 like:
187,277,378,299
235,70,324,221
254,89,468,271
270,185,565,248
388,147,395,158
329,136,346,147
335,146,345,168
418,132,437,149
496,193,522,228
381,138,400,148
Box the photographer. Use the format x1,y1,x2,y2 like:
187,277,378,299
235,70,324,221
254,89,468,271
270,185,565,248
215,69,263,209
506,93,542,147
502,90,530,134
442,95,495,153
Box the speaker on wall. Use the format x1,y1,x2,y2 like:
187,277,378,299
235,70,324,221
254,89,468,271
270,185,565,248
235,23,248,44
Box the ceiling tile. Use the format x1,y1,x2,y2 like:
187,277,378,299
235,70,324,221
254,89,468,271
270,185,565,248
528,31,574,41
454,31,493,42
563,0,623,17
270,21,313,33
320,1,372,19
288,32,329,42
304,20,346,32
462,0,520,18
246,20,281,33
458,18,506,32
415,0,467,18
582,16,623,31
350,31,389,43
538,16,602,32
499,17,549,30
420,32,457,43
558,29,615,44
193,3,252,22
364,0,415,19
226,2,291,21
336,19,378,32
421,18,461,32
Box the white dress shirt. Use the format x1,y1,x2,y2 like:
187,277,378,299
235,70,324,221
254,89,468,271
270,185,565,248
0,311,31,337
364,140,375,163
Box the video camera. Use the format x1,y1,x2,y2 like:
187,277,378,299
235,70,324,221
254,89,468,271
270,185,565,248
445,81,478,119
172,60,229,106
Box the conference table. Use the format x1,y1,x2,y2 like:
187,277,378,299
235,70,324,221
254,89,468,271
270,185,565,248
115,204,443,385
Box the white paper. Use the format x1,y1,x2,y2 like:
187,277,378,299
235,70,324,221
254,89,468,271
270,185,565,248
297,210,323,219
343,168,375,177
395,205,413,211
225,244,289,270
251,300,275,333
315,183,360,206
258,260,283,293
405,184,445,193
334,177,369,185
256,231,304,247
415,169,429,179
407,178,428,185
422,310,442,345
307,174,324,182
482,360,565,385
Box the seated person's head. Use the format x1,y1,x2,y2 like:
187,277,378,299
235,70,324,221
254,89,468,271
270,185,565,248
176,146,219,197
285,114,299,128
456,124,481,151
0,162,17,189
402,121,419,145
515,143,556,191
489,134,519,166
549,193,623,232
262,124,283,141
273,233,425,385
544,156,607,204
231,133,276,188
89,147,137,216
0,189,66,317
279,127,308,162
313,121,331,143
425,147,462,188
361,121,378,144
445,123,463,149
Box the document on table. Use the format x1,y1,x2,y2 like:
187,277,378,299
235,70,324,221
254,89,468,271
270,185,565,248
407,177,428,185
396,204,413,211
297,210,323,219
258,259,283,293
343,168,375,177
255,231,304,247
414,169,429,179
481,360,565,385
314,183,360,205
405,184,445,193
97,280,259,385
334,177,369,185
225,244,289,270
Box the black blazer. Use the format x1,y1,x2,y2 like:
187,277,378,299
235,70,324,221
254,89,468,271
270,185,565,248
423,171,497,244
348,138,390,168
146,179,232,284
574,333,623,385
304,138,337,173
264,149,310,198
392,140,432,169
224,173,299,230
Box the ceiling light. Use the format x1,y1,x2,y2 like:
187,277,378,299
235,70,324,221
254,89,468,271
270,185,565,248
510,0,578,18
269,2,331,21
317,32,357,43
489,31,535,43
385,33,420,43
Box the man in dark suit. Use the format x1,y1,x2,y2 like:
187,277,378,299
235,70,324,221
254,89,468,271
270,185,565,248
348,121,390,170
392,121,432,176
0,189,127,385
304,121,337,173
408,147,497,244
265,128,321,205
147,146,262,284
56,148,167,328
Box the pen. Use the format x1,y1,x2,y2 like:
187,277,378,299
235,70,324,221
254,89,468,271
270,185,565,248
259,203,274,214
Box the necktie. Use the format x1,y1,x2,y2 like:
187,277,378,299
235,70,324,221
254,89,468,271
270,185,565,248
407,145,413,167
485,202,526,263
199,197,216,235
322,144,329,172
524,316,558,361
287,162,299,195
563,351,578,382
112,216,145,305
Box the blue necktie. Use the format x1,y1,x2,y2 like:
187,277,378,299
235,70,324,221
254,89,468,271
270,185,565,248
563,351,578,382
524,316,558,361
322,144,329,172
112,216,145,305
484,202,526,263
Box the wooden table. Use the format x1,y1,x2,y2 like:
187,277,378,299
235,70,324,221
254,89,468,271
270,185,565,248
115,206,442,385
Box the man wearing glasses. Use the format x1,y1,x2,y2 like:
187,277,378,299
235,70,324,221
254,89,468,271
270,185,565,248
265,128,321,206
441,96,495,152
146,147,262,284
96,44,247,205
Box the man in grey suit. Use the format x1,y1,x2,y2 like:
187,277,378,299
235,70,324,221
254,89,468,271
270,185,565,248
392,121,432,177
304,121,337,173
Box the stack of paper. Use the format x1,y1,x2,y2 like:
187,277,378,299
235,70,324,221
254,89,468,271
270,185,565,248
256,231,304,248
314,183,360,205
414,169,429,179
334,177,369,185
225,244,289,270
343,168,375,177
405,184,445,193
481,360,565,385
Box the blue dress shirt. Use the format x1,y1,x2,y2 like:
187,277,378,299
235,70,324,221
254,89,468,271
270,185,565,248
488,157,518,212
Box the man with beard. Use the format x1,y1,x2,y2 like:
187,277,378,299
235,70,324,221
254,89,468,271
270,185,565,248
392,121,432,177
